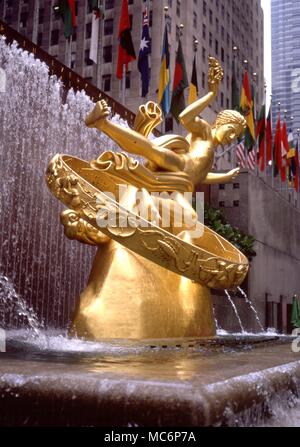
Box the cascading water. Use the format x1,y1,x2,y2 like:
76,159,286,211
237,286,265,332
0,274,41,335
0,36,127,330
224,289,245,333
212,306,221,331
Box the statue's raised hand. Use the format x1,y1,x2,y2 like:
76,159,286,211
85,99,110,128
208,57,224,95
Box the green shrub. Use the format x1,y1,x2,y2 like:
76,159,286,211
204,204,256,260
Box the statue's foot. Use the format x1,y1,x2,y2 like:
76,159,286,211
85,100,110,128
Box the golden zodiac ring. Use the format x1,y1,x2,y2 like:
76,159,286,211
46,154,249,291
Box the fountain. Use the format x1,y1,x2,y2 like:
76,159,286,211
0,28,300,427
45,57,249,340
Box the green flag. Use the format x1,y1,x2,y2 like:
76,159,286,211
89,0,98,8
291,295,300,329
58,0,76,38
231,64,239,111
170,39,188,123
256,104,266,172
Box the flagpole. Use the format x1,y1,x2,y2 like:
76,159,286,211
264,81,267,181
274,101,281,192
285,111,291,196
96,0,104,89
252,72,257,121
194,38,199,55
232,46,238,168
297,128,300,205
122,64,126,105
215,142,236,161
160,5,169,134
146,0,151,20
177,23,185,135
146,0,151,101
290,116,295,195
277,101,282,193
271,94,275,189
283,108,288,196
285,109,288,197
121,0,126,106
252,71,259,178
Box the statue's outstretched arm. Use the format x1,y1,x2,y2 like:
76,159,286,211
179,57,224,131
202,168,240,185
86,100,185,172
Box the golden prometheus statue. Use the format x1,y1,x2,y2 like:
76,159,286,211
46,57,249,340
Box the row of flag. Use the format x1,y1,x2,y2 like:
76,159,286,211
115,0,193,121
56,0,196,118
234,67,299,192
113,0,195,117
157,19,300,195
56,1,300,193
157,22,199,121
56,1,105,63
89,0,150,96
272,114,299,191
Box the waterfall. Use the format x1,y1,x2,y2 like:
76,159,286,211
237,286,265,332
225,289,245,333
212,305,221,331
0,274,41,335
0,36,127,329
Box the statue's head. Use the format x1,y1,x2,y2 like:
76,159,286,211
213,110,246,146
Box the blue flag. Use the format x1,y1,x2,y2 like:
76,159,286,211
138,6,151,97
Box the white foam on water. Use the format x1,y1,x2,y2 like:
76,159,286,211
0,275,42,335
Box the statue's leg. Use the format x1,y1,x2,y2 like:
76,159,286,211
92,119,185,172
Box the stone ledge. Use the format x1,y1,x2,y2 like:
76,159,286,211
0,342,299,426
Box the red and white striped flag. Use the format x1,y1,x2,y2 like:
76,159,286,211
236,141,247,168
236,141,257,171
247,147,257,170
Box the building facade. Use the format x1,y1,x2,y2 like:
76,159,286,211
210,170,300,334
271,0,300,133
0,0,264,132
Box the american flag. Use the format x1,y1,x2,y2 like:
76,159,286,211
236,141,257,170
